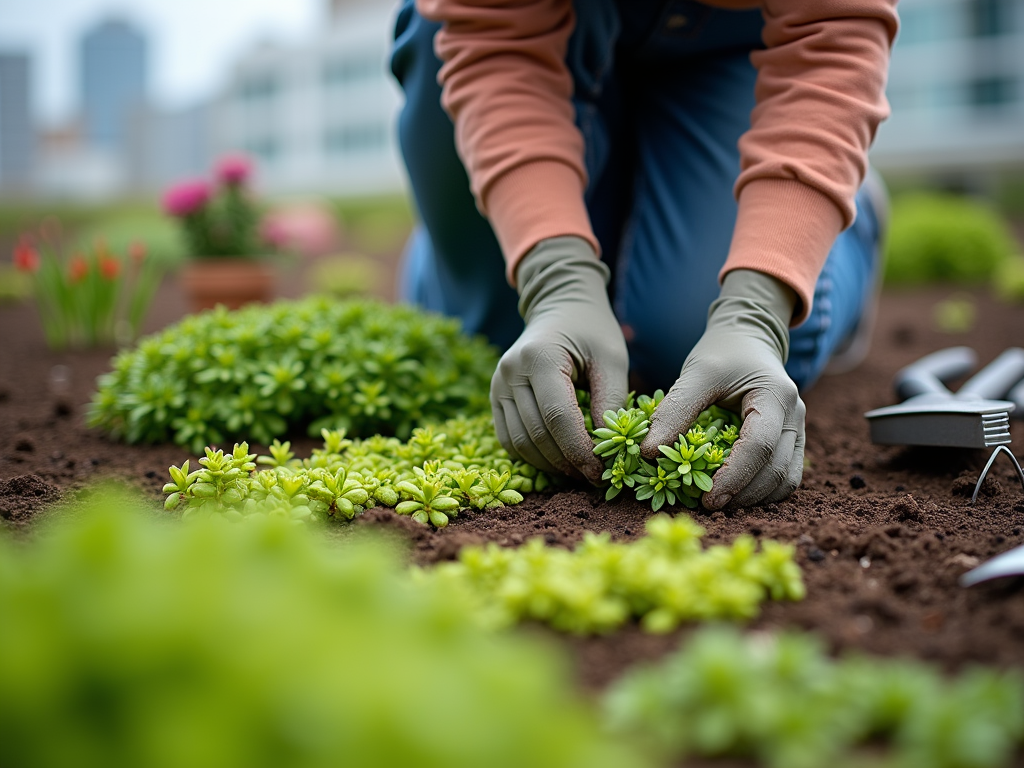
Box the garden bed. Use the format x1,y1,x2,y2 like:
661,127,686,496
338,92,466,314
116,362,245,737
2,280,1023,698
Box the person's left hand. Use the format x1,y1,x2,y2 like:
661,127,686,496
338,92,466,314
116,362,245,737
639,269,806,509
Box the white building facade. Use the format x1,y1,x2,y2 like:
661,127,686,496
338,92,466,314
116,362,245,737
872,0,1024,175
218,1,405,197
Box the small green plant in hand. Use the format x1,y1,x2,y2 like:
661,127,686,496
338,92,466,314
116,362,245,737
581,390,741,510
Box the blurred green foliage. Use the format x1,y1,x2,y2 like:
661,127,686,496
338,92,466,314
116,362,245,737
69,208,186,268
0,201,185,274
0,490,647,768
884,193,1019,284
932,295,977,333
606,625,1024,768
307,253,385,299
994,255,1024,303
0,264,32,303
329,194,413,255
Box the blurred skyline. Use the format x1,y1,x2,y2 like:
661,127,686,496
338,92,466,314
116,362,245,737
0,0,320,124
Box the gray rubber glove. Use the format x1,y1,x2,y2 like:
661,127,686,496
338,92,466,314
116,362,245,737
492,236,629,483
640,269,806,509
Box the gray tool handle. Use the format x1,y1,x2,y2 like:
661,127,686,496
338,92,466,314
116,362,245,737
958,347,1024,399
894,346,977,401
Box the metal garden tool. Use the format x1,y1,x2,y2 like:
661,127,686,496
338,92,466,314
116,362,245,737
961,544,1024,586
864,347,1024,450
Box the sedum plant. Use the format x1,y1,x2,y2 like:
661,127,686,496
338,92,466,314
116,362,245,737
581,389,741,511
164,414,550,529
89,297,498,451
424,514,804,634
605,625,1024,768
0,491,645,768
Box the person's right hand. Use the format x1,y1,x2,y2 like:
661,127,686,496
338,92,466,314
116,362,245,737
491,236,629,483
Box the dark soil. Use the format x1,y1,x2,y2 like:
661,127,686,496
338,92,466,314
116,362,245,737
2,280,1024,699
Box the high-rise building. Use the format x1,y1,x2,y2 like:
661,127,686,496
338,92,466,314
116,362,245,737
0,51,34,192
80,18,149,152
872,0,1024,176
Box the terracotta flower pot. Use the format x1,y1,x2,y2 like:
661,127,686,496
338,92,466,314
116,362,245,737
180,259,274,313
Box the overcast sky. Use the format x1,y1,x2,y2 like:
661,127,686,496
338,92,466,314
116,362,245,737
0,0,322,125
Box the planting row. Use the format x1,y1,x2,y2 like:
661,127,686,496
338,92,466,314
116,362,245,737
163,416,548,528
425,514,803,634
2,495,1021,768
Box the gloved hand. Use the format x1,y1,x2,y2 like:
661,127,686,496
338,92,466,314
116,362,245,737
640,269,806,509
492,236,629,483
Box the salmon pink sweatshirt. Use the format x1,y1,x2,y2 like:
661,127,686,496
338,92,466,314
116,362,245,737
417,0,899,323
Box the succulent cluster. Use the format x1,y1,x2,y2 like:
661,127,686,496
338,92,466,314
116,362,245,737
0,493,643,768
580,390,741,511
606,626,1024,768
426,514,804,634
164,414,551,528
89,298,498,451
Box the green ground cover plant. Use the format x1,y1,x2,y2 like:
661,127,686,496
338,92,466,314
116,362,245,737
0,491,643,768
605,626,1024,768
89,298,498,451
579,390,741,511
164,414,549,528
425,514,804,634
885,193,1019,285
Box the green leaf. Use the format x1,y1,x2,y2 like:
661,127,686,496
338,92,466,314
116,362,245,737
692,471,713,493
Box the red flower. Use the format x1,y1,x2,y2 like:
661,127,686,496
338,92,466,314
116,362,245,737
215,154,253,187
129,241,147,264
69,255,89,283
13,241,39,272
99,256,121,281
162,179,211,217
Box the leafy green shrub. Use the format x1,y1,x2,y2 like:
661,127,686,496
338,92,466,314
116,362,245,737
425,514,804,634
580,390,741,511
0,491,646,768
89,297,498,450
164,415,551,528
605,626,1024,768
885,193,1018,284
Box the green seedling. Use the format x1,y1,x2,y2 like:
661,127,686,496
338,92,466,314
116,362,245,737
581,389,741,511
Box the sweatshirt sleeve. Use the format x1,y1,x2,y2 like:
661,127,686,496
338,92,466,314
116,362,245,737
418,0,898,322
417,0,598,283
722,0,899,322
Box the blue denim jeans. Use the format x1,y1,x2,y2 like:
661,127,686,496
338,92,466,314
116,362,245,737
390,0,880,392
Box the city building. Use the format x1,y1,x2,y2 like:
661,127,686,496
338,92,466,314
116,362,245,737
0,51,35,193
217,0,405,197
80,18,149,153
872,0,1024,180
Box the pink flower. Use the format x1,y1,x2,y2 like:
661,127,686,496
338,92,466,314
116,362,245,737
162,180,211,217
215,154,253,187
